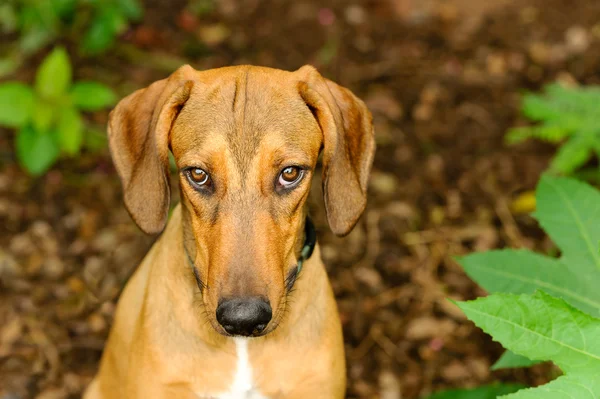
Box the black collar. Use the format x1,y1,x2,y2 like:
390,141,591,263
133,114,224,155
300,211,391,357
284,217,316,291
297,217,316,274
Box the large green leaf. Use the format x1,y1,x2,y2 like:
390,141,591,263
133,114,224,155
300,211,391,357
35,47,72,99
502,372,600,399
459,249,600,317
0,82,35,128
70,81,116,111
57,107,84,155
534,175,600,275
458,177,600,382
457,291,600,397
458,175,600,328
16,126,60,176
425,384,525,399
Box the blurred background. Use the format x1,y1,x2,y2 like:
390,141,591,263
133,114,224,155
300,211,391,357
1,0,599,398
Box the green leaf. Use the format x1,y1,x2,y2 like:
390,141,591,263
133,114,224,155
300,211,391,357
508,83,600,178
502,371,600,399
0,4,18,34
535,175,600,275
425,384,525,399
57,107,84,155
505,125,571,145
82,16,116,54
458,249,600,317
117,0,143,21
51,0,78,18
0,82,35,128
32,99,56,133
70,81,116,111
81,5,125,54
16,126,60,176
35,47,72,99
492,350,543,370
20,28,54,55
457,291,600,396
548,132,593,175
18,2,59,54
458,176,600,322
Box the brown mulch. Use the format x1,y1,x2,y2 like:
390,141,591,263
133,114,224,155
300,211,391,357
2,0,600,398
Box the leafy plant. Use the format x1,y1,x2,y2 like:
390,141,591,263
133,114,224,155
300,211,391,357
0,0,142,60
427,175,600,398
81,0,143,55
458,291,600,398
0,0,71,55
506,84,600,177
0,47,116,175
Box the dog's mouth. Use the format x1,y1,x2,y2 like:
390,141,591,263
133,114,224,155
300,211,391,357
196,271,295,339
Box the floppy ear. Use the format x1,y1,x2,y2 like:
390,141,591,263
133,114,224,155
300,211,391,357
296,65,375,236
108,64,196,234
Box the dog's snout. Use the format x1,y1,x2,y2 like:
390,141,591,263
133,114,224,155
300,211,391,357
216,297,272,336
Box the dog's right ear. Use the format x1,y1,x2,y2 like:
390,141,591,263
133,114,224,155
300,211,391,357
108,65,196,234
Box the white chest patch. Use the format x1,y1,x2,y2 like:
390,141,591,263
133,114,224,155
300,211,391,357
198,338,268,399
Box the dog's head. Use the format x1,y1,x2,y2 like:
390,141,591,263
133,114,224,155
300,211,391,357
108,65,374,337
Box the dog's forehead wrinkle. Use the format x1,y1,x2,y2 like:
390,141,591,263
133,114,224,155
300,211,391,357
228,67,262,179
175,67,320,181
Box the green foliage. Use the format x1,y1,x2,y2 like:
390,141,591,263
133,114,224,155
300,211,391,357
451,176,600,398
35,47,72,99
1,0,142,58
0,47,116,175
71,82,118,110
506,84,600,177
430,176,600,397
16,125,60,176
458,291,600,398
0,83,35,128
6,0,68,55
81,0,144,55
425,384,525,399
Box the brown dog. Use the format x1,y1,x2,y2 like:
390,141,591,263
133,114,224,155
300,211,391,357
84,64,375,399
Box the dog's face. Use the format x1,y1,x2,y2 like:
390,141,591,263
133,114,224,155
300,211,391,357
171,68,323,335
108,65,374,337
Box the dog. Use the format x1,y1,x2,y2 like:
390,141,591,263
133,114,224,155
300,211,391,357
84,64,375,399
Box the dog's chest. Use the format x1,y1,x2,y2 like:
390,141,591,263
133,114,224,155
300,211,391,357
197,338,268,399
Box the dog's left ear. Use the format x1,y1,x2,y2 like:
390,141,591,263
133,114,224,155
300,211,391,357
297,65,375,236
108,65,196,234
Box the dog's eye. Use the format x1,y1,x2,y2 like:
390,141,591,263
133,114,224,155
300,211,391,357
186,168,212,189
277,166,304,189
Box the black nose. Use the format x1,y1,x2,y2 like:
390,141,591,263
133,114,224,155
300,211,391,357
216,297,272,336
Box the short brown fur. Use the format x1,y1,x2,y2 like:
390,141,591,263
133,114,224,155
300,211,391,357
85,64,375,398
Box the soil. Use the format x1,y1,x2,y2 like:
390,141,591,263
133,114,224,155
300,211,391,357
2,0,600,398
